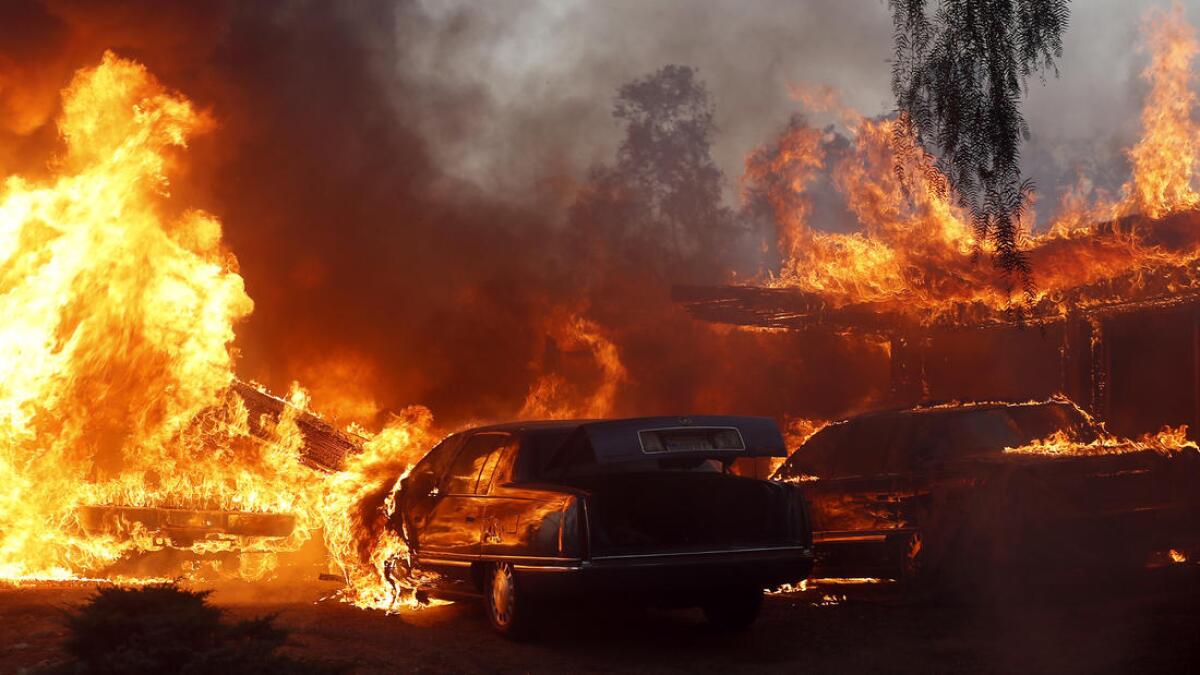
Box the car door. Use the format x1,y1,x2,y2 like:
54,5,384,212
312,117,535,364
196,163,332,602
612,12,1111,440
417,432,511,561
806,420,902,535
398,433,465,541
477,437,528,558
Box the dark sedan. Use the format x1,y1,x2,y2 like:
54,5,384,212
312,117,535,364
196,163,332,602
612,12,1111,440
390,416,814,638
774,399,1200,581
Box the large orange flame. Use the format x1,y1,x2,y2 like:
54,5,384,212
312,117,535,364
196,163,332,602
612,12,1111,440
0,53,474,615
1122,2,1200,219
0,52,264,579
753,4,1200,325
0,52,630,609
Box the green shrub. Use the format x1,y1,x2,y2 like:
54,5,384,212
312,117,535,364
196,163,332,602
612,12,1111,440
55,584,343,674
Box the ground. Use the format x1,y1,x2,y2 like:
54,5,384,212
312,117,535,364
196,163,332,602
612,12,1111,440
2,570,1199,674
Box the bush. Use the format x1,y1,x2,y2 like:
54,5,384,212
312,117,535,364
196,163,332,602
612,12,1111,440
55,584,343,674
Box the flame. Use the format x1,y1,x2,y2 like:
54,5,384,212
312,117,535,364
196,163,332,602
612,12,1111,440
0,52,264,579
0,52,443,610
1121,2,1200,219
751,4,1200,326
1004,424,1197,457
746,111,1002,312
769,416,828,475
319,406,442,610
519,311,627,420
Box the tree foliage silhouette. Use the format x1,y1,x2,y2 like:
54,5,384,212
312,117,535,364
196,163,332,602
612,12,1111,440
569,65,734,286
890,0,1070,290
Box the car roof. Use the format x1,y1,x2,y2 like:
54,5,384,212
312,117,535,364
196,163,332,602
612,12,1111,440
776,398,1095,480
461,415,788,460
462,414,783,434
844,399,1076,422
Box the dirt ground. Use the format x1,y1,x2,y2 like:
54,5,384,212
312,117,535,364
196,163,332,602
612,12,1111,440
2,569,1199,674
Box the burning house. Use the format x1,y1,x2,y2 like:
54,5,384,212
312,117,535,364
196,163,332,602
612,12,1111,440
675,210,1200,439
667,1,1200,445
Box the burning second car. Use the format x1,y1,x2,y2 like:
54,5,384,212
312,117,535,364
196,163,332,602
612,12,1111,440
774,398,1200,581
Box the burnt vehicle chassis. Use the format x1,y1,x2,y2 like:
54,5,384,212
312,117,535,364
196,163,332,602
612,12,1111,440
75,381,362,571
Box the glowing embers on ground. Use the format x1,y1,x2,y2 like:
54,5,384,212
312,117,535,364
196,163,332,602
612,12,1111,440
747,3,1200,328
769,577,888,607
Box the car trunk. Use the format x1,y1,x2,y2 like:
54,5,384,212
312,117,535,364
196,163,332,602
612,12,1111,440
564,471,793,557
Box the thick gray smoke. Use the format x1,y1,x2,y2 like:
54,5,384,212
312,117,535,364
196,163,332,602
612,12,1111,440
0,0,1179,429
398,0,1164,225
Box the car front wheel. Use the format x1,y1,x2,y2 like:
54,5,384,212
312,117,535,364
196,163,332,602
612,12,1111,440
486,562,535,640
702,587,763,631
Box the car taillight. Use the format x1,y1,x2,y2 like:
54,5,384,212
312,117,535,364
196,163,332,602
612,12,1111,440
557,495,588,559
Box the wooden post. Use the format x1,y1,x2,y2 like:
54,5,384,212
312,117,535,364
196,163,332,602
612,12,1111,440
1087,316,1109,419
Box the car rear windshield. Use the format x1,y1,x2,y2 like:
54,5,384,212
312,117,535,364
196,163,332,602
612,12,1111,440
513,427,575,481
533,426,726,480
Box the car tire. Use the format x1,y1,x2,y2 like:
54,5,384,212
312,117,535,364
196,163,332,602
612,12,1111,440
486,562,535,640
702,587,763,631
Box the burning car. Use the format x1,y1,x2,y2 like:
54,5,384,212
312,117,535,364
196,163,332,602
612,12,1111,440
773,398,1200,581
389,416,813,638
75,381,363,577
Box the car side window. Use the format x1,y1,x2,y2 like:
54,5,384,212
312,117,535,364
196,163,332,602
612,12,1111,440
478,440,519,494
444,433,508,495
409,434,463,486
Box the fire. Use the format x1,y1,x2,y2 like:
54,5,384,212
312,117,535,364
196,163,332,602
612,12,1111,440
769,416,828,475
749,4,1200,326
319,407,441,610
1004,424,1198,457
746,107,1008,313
519,311,627,420
1121,2,1200,219
0,51,433,610
0,52,261,579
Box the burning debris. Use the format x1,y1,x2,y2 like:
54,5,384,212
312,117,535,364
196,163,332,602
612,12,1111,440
0,52,443,610
0,52,261,581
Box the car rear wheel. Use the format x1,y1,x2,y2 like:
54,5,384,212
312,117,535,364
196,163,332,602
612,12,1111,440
702,587,763,631
486,562,534,640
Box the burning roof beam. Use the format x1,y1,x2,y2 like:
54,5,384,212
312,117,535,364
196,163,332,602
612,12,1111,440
676,211,1200,335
